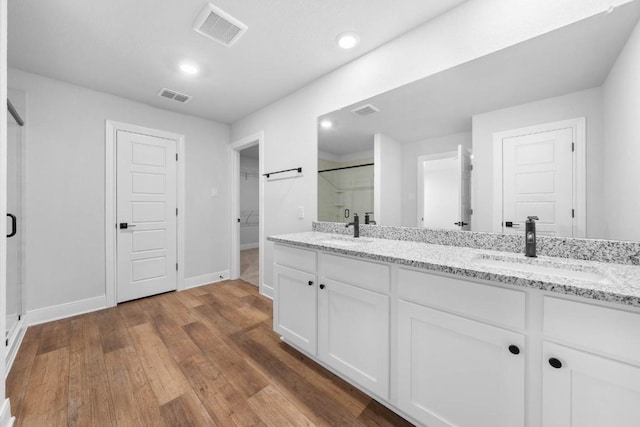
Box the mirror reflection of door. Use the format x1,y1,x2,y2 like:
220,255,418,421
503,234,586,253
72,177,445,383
497,120,582,237
418,145,471,230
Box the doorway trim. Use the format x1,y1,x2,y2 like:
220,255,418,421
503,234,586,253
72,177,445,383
229,131,264,294
492,117,586,237
105,120,186,307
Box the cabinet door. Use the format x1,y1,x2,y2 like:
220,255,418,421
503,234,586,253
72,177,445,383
397,300,525,427
543,341,640,427
273,265,317,355
318,277,390,399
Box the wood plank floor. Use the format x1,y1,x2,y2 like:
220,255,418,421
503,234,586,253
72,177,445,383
6,280,414,426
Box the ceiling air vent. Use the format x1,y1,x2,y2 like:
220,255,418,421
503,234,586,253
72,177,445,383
351,104,380,117
193,3,248,47
158,88,192,104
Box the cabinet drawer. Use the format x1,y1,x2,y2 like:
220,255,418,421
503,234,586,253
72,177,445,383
543,297,640,365
274,244,317,273
398,268,526,330
319,253,390,293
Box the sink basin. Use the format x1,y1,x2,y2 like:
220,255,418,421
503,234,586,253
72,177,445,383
321,236,373,247
472,255,612,284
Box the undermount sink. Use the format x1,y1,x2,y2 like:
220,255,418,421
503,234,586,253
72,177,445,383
321,236,373,247
472,255,613,284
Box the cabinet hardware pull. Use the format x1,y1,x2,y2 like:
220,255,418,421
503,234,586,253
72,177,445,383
308,281,313,286
508,345,520,355
548,357,562,369
319,284,325,289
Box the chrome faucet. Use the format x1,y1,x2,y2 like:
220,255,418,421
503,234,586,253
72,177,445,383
346,213,360,238
525,216,539,257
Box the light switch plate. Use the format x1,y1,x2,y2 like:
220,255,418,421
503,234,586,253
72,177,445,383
298,206,304,219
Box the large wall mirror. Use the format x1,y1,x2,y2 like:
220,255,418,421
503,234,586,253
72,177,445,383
318,1,640,242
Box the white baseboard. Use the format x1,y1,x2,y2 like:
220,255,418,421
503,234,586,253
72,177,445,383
26,295,107,326
240,242,259,250
182,270,230,290
0,399,15,427
260,282,274,300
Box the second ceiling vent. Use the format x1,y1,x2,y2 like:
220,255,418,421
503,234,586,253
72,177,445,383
193,3,247,47
351,104,380,117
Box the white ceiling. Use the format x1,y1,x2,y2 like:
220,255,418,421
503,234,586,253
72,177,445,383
7,0,467,124
318,2,640,157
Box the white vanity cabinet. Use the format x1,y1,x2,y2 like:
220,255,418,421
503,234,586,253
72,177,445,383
542,297,640,427
396,268,526,427
273,245,318,355
318,253,390,399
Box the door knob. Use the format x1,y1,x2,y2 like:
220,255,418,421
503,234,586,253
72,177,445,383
319,284,325,290
308,281,313,286
508,345,520,355
548,357,562,369
119,222,137,229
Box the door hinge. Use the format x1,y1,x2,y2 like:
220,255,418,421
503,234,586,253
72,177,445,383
176,208,178,216
572,209,575,218
176,153,178,161
176,263,178,271
572,142,575,152
5,338,8,347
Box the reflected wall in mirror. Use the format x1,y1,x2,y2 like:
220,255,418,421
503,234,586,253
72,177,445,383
318,1,640,241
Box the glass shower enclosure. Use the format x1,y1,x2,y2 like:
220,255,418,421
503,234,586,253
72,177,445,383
6,97,25,366
318,163,374,223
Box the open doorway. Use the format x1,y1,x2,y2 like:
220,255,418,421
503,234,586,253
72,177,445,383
229,131,264,293
239,146,259,286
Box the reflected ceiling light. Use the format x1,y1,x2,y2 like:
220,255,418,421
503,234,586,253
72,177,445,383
337,32,360,49
179,62,199,75
320,120,333,129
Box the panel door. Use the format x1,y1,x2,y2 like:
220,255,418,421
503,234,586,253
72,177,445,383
318,278,390,399
421,155,459,230
274,265,317,355
543,341,640,427
502,127,573,237
397,300,525,427
116,130,177,303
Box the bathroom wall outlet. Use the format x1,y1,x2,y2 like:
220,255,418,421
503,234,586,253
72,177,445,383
298,206,304,219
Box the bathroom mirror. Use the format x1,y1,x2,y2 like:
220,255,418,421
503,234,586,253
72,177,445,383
318,1,640,242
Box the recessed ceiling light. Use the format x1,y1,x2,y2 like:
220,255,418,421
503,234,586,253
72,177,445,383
337,32,360,49
320,120,333,129
179,63,199,75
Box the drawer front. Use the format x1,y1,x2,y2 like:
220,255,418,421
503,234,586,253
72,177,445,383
319,253,390,293
274,244,317,273
398,267,526,330
544,296,640,365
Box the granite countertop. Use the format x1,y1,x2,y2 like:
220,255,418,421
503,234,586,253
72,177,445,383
268,231,640,308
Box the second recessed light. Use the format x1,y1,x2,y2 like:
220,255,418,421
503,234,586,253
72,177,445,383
179,63,199,75
337,32,360,49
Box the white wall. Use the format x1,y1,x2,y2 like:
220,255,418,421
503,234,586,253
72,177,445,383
230,0,629,293
602,17,640,241
401,132,471,227
8,68,230,314
374,133,402,226
471,87,604,237
239,155,259,248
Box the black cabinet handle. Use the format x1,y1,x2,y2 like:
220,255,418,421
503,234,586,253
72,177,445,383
308,281,313,286
6,213,16,238
549,358,562,369
319,284,325,290
508,345,520,355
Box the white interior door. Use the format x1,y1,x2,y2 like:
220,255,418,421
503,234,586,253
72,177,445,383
459,145,472,231
116,130,177,303
502,127,573,236
421,152,459,230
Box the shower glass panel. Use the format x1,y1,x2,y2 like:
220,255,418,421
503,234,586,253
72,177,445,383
6,107,23,345
318,164,374,223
